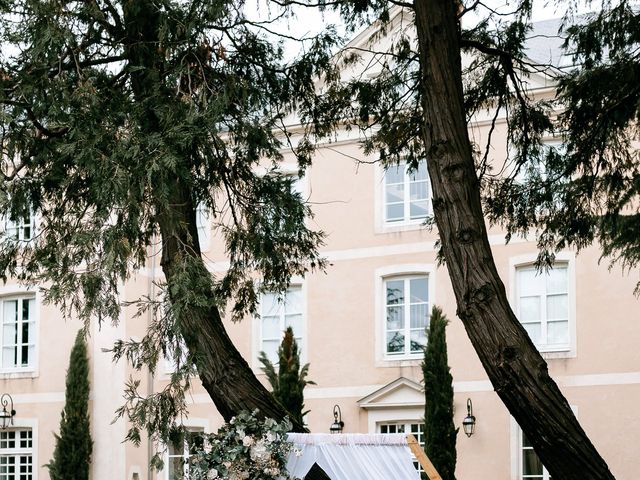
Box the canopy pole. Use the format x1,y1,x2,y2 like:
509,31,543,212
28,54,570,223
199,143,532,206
406,434,443,480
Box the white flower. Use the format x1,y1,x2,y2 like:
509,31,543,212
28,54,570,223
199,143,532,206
230,416,236,424
293,447,303,457
242,435,255,447
250,440,270,464
265,467,280,476
264,432,276,443
206,469,218,479
223,461,232,469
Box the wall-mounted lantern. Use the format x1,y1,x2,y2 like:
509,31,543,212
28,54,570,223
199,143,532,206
0,394,15,429
462,398,476,437
329,404,344,434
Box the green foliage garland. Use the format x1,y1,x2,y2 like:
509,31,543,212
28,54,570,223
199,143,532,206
189,410,294,480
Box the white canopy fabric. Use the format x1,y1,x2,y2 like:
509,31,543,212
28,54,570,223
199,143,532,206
285,433,421,480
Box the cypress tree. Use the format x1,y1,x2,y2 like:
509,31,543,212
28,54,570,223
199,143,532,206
422,306,457,480
46,330,93,480
259,327,315,427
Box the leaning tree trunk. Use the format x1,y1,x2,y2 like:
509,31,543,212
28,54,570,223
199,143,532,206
413,1,615,479
122,5,333,476
121,0,303,432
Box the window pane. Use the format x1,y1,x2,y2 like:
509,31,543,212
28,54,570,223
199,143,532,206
547,320,569,345
547,266,567,294
167,456,184,480
410,304,428,329
21,301,30,323
523,449,544,475
409,182,428,201
386,331,405,354
3,301,17,324
285,287,302,313
262,293,281,317
410,278,428,303
386,184,404,204
262,316,280,339
546,294,567,320
262,340,279,363
2,348,16,368
21,322,29,344
519,297,541,323
386,280,404,306
3,325,16,348
386,203,404,222
386,306,404,330
409,201,428,219
523,323,541,345
518,268,544,295
384,165,405,184
408,162,427,181
410,329,427,352
285,313,303,333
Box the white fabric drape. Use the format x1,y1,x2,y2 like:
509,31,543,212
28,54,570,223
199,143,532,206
285,433,420,480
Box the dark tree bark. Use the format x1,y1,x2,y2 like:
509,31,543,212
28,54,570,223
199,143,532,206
413,1,615,479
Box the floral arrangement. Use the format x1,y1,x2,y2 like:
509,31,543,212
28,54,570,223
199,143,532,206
189,410,298,480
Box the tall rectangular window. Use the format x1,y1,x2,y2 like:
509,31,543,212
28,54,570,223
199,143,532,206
520,431,551,480
516,264,569,351
4,212,34,242
1,297,36,370
0,429,33,480
260,286,303,363
383,161,430,224
385,276,428,356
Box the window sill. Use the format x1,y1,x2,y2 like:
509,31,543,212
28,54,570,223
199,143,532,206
377,356,423,368
377,221,428,234
537,347,575,360
0,370,38,379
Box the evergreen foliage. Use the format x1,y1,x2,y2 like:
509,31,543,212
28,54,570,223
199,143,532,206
46,330,92,480
259,327,315,427
0,0,338,451
422,306,457,480
1,0,637,476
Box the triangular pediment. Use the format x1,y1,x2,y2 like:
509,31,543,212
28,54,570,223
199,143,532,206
357,377,424,409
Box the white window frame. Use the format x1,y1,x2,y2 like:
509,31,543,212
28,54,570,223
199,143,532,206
0,286,39,377
3,209,35,243
509,252,576,358
0,418,38,480
375,264,436,366
376,160,430,231
253,280,307,369
373,414,425,478
163,419,209,480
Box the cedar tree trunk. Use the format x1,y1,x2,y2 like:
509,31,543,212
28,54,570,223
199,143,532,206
121,0,302,431
413,1,615,478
